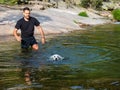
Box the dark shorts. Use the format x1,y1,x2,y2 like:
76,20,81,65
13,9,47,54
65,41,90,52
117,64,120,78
21,37,37,49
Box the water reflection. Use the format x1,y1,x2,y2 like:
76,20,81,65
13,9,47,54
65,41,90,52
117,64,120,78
19,49,39,85
22,67,43,88
24,68,32,85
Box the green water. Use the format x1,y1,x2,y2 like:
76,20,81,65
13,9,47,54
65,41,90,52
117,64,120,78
0,24,120,90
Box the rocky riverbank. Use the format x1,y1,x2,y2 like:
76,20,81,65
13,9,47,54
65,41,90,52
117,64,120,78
0,5,111,39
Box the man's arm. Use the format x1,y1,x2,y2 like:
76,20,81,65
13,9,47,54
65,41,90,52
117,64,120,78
13,28,21,42
36,25,46,44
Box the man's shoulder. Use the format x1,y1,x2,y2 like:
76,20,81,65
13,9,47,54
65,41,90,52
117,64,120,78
30,17,40,23
17,17,24,22
30,16,37,20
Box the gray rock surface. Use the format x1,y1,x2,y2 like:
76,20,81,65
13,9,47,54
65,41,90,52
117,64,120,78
0,6,111,36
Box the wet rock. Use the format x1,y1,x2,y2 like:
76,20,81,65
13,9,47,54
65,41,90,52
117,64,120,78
71,86,83,89
111,81,119,86
78,22,90,28
114,22,120,24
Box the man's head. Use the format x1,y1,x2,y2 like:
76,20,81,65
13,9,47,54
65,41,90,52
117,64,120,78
23,7,30,19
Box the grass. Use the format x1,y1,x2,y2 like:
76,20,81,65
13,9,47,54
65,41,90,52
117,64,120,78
78,11,88,17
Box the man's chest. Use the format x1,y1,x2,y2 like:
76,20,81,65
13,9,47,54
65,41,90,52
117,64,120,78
21,21,34,29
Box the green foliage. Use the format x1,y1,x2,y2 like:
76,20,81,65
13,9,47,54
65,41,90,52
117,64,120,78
112,9,120,21
91,0,103,10
81,0,90,8
78,11,88,17
7,0,18,5
111,0,120,3
0,0,5,4
0,0,18,5
81,0,103,10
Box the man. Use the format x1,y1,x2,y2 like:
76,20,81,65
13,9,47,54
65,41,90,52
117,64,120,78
13,7,45,50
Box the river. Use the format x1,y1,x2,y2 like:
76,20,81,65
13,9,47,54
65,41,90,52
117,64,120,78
0,24,120,90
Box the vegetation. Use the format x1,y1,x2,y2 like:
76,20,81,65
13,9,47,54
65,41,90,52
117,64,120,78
17,0,29,4
0,0,18,5
0,0,4,4
111,0,120,3
0,0,29,5
112,9,120,21
80,0,90,8
78,11,88,17
81,0,103,10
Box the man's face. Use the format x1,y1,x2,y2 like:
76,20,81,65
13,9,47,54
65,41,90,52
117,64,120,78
23,10,30,19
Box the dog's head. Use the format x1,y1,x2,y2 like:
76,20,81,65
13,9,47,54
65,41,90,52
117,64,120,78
49,54,64,61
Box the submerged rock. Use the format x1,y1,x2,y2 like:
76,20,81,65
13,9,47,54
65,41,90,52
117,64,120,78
111,81,119,86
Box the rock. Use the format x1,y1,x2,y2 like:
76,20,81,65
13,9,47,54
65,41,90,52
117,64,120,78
111,81,119,86
78,22,90,28
32,5,45,10
0,6,111,37
100,11,111,17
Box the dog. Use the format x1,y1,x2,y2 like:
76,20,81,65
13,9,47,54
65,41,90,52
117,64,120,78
49,54,64,61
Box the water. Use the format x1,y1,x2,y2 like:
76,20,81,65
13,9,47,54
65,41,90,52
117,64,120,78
0,24,120,90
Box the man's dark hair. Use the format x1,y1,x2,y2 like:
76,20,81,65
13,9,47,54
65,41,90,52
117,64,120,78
23,7,30,11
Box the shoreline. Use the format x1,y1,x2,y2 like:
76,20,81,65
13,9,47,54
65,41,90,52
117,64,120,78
0,6,112,42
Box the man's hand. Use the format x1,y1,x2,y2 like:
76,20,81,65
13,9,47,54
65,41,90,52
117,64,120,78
37,25,46,45
41,37,45,44
13,29,21,42
16,36,21,42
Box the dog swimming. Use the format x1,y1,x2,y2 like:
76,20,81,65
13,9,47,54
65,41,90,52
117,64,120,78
49,54,64,61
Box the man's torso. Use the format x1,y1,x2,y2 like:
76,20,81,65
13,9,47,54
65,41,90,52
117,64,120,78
15,17,40,39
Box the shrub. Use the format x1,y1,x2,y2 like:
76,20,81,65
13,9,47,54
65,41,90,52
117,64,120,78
78,12,88,17
81,0,90,8
81,0,103,10
0,0,5,4
91,0,103,10
6,0,18,5
0,0,21,5
112,9,120,21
